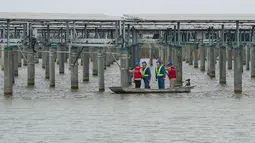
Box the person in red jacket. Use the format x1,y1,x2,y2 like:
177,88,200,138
129,62,142,88
167,62,176,88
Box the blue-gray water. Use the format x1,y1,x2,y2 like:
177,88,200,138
0,59,255,143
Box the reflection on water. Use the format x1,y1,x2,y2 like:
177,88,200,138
0,59,255,143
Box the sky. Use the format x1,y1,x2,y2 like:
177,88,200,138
1,0,255,16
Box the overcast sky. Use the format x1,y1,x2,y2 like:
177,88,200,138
1,0,255,16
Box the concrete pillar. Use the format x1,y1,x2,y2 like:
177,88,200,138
234,21,242,93
106,51,110,67
49,46,56,87
243,45,246,65
207,46,210,75
168,45,172,63
200,44,206,71
34,47,39,64
209,45,215,78
194,47,198,68
104,48,106,70
45,46,49,79
251,45,255,78
0,46,4,70
4,46,13,95
120,52,129,87
172,46,177,66
58,45,65,74
64,47,68,62
234,46,242,92
185,45,189,63
98,49,105,91
219,46,226,84
175,46,183,86
189,45,193,65
227,45,232,69
149,44,153,66
23,46,28,66
71,47,78,89
80,47,84,66
27,48,35,86
83,48,89,81
56,47,60,65
240,45,244,73
164,46,168,66
246,45,250,70
17,49,21,67
42,46,46,69
13,49,18,77
38,47,42,59
92,48,98,76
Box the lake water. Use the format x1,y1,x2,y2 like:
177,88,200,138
0,59,255,143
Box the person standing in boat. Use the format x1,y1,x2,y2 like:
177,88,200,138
129,62,143,88
141,61,151,89
167,62,176,88
155,60,166,89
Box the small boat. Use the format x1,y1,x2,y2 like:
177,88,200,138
109,86,195,94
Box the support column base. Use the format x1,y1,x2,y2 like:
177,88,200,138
93,70,98,76
59,71,64,74
83,78,89,82
27,81,35,86
189,62,193,65
228,67,232,70
71,86,78,89
4,92,12,96
99,87,105,92
194,65,198,68
50,83,55,87
219,81,226,84
234,88,242,93
209,74,215,78
200,66,205,71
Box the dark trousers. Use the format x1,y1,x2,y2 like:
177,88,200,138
157,77,165,89
143,78,150,89
134,80,141,88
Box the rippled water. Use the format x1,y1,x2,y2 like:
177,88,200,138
0,59,255,143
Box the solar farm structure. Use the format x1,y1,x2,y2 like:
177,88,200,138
0,12,255,95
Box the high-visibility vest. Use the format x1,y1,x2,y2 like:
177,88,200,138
142,67,149,76
156,65,164,76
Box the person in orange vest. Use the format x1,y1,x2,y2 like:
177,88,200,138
167,62,176,88
129,62,142,88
